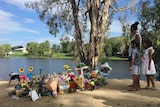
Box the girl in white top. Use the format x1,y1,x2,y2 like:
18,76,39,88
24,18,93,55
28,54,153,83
141,38,156,90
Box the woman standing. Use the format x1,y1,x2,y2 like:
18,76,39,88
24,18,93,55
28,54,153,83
141,38,156,90
128,22,142,89
129,22,142,59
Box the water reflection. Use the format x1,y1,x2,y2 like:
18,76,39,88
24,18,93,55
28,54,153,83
0,58,146,80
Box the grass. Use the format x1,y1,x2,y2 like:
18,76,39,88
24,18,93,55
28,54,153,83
8,52,128,61
51,53,74,59
107,56,128,61
8,52,74,59
8,51,27,58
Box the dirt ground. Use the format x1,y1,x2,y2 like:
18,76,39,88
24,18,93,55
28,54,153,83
0,79,160,107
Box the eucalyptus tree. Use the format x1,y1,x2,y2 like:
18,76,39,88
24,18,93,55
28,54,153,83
39,42,46,56
26,42,40,56
0,46,5,57
1,44,12,56
60,34,76,55
3,44,12,56
52,44,61,53
43,40,50,56
103,36,112,57
138,0,160,79
119,15,131,56
60,35,72,53
138,0,160,46
26,0,137,69
0,44,11,57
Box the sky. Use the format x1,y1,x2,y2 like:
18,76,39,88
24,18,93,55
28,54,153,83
0,0,124,47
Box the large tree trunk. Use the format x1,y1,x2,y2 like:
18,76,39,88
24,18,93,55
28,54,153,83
71,0,110,69
70,0,87,63
87,0,110,69
88,0,99,69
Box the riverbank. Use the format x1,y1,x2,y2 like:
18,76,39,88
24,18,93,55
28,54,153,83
1,79,160,107
7,52,128,61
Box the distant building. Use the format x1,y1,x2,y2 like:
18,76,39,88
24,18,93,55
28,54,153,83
15,48,28,53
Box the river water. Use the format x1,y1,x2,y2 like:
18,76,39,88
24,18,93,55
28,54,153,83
0,58,147,81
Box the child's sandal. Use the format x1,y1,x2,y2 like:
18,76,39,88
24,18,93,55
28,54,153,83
145,86,151,89
151,87,156,91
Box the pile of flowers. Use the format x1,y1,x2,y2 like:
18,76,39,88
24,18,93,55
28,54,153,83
8,63,112,101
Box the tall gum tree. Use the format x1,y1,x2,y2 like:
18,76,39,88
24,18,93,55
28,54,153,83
26,0,136,69
138,0,160,79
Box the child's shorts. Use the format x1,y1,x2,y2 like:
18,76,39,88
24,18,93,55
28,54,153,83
130,65,140,75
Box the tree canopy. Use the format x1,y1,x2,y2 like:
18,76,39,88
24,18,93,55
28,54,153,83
138,0,160,78
0,44,12,57
25,0,137,69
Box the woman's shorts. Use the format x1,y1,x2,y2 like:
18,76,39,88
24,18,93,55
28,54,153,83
130,65,140,75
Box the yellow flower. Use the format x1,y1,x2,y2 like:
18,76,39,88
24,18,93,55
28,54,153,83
63,65,67,68
19,68,24,72
29,66,34,72
64,64,70,69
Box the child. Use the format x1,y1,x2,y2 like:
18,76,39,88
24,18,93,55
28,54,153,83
141,38,156,90
128,39,141,91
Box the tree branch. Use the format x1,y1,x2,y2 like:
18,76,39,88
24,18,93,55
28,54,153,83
109,5,131,12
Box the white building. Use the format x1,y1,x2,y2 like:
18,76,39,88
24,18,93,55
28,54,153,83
15,48,28,53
